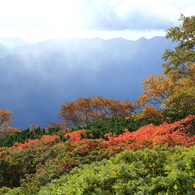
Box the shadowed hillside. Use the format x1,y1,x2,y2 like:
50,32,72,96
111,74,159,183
0,36,176,129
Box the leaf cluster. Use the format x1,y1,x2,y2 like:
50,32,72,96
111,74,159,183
59,96,137,128
39,145,195,195
0,109,20,138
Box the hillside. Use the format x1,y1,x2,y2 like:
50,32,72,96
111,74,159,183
1,14,195,194
1,110,195,194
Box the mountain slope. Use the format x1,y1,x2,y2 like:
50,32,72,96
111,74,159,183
0,36,176,129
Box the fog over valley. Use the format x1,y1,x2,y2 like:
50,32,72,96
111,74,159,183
0,36,176,129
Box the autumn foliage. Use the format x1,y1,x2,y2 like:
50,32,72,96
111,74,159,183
1,14,195,194
61,114,195,149
0,109,20,138
3,114,194,151
1,113,195,194
134,15,195,118
59,96,137,128
135,64,195,115
136,74,170,107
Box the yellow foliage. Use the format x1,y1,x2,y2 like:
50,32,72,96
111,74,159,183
136,63,195,111
132,105,164,121
136,74,172,108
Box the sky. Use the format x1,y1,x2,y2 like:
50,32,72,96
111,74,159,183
0,0,195,43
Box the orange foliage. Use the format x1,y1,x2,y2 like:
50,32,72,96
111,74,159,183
0,109,20,137
0,109,13,127
134,75,173,120
41,135,60,141
59,96,137,128
64,130,87,144
136,65,195,111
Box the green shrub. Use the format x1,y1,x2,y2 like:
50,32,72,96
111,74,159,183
39,145,195,195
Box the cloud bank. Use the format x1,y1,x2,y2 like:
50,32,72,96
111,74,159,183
0,0,195,31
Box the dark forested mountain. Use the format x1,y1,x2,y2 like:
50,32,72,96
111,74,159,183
0,36,176,129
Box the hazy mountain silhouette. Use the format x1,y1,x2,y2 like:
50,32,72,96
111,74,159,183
0,36,177,129
0,37,30,48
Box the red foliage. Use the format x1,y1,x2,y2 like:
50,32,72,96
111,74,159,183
64,130,87,144
104,115,195,148
13,135,60,148
59,115,195,150
2,115,195,154
14,139,40,148
0,147,7,150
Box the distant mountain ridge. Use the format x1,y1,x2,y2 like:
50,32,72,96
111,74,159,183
0,36,177,129
0,37,30,47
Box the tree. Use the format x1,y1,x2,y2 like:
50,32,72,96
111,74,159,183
135,74,171,107
59,96,137,128
161,14,195,110
135,15,195,113
0,108,20,137
133,74,171,120
162,14,195,80
161,72,195,110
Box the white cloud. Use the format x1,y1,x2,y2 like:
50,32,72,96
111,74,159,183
0,0,194,29
181,6,195,17
0,0,194,42
0,0,85,28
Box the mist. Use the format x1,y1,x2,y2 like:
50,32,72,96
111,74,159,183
0,36,176,129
